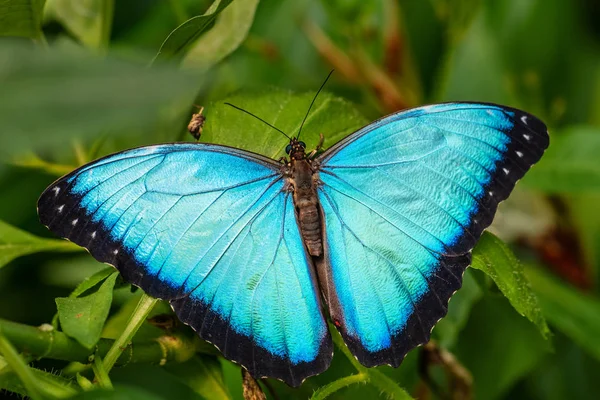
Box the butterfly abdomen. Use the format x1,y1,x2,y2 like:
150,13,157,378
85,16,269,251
290,159,323,257
298,202,322,256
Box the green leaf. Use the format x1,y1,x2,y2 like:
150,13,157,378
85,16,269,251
68,267,117,298
471,232,550,339
10,152,76,176
430,0,482,43
165,356,231,400
438,12,512,103
0,0,46,41
0,219,81,269
0,42,197,158
56,272,119,349
567,193,600,286
153,0,234,63
44,0,112,50
203,88,369,159
219,359,243,400
522,335,600,400
433,268,484,348
524,126,600,193
51,267,116,327
182,0,259,71
455,296,550,400
525,266,600,362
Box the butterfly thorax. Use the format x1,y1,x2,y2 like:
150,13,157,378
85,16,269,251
286,140,323,257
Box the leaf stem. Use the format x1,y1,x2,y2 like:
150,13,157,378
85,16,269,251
0,332,45,400
102,293,158,373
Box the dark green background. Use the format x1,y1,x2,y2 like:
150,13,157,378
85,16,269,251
1,0,599,399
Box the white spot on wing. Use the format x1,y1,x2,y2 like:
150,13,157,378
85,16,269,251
516,151,523,158
57,205,64,213
52,186,60,196
71,219,78,226
523,134,531,141
503,168,509,175
91,231,97,239
113,249,119,255
489,191,494,197
521,115,528,125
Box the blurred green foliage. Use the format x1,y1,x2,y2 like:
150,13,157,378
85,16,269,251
1,0,600,399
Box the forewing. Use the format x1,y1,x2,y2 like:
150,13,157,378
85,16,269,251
38,143,331,386
316,103,549,366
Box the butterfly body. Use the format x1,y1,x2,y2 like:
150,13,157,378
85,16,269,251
38,102,549,387
285,139,324,257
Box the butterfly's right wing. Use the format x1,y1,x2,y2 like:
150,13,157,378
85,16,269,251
38,144,331,386
315,103,548,367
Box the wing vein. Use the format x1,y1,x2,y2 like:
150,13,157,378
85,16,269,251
321,172,448,255
180,178,283,296
321,190,429,346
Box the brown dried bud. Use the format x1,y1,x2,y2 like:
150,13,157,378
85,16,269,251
188,106,206,140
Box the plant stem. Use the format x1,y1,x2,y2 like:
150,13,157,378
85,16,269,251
368,369,413,400
0,364,79,398
0,333,44,400
330,325,365,372
102,293,158,373
329,324,413,399
0,318,214,366
92,356,113,389
310,373,366,400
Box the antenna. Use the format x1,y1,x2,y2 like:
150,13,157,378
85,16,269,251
297,69,334,140
224,102,291,140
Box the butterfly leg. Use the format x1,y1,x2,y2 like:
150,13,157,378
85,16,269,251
308,133,325,159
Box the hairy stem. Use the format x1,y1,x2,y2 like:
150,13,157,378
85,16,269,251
0,333,44,400
310,373,366,400
329,325,413,399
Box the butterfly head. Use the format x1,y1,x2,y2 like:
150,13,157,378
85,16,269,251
285,138,307,160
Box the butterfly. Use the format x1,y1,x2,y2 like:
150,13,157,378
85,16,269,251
38,95,548,387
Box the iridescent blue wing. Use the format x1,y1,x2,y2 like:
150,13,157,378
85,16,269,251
316,103,548,366
38,144,331,386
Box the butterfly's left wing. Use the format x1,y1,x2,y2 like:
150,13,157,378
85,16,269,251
315,103,548,366
37,144,331,386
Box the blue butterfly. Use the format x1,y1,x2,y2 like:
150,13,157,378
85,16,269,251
38,99,548,386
